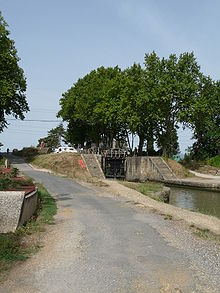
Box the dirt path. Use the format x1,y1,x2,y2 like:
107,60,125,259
189,170,220,180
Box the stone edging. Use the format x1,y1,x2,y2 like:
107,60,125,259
164,179,220,191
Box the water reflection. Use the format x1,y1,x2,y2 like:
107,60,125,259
169,187,220,219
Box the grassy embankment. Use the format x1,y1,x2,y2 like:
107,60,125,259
30,153,90,181
0,184,56,282
121,181,164,201
163,157,194,178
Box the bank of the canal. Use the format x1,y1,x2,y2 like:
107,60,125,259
99,179,220,236
163,173,220,218
169,186,220,219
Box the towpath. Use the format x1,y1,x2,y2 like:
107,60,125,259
0,160,220,292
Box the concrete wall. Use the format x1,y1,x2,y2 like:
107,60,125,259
0,189,38,233
126,157,142,181
126,156,163,181
147,157,164,181
19,189,38,226
0,191,25,233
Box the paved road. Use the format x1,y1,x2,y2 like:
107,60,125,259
1,160,220,292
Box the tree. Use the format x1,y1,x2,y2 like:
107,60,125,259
58,51,219,159
38,123,66,148
0,11,29,131
155,52,202,157
121,63,149,155
184,76,220,159
154,54,180,156
58,66,126,148
143,52,162,155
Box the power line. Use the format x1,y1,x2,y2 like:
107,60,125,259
7,119,62,123
4,129,47,134
30,109,58,114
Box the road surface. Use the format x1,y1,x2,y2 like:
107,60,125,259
0,159,219,292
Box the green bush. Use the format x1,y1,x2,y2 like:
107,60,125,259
0,178,11,190
0,157,9,167
207,155,220,168
0,177,33,190
14,147,39,158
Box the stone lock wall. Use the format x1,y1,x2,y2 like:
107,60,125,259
125,157,164,181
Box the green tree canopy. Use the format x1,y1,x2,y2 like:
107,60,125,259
0,11,29,131
38,123,66,148
58,66,125,148
58,51,219,159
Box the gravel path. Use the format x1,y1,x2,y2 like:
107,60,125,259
0,161,219,292
189,170,220,180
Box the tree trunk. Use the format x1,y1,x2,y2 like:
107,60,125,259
131,133,134,150
138,135,144,156
147,128,154,155
197,127,200,159
126,130,132,153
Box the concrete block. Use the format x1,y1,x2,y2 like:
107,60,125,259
0,191,25,233
19,189,38,226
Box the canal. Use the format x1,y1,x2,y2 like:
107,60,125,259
169,186,220,219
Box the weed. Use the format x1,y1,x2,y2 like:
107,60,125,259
160,213,173,220
163,214,173,220
191,227,220,248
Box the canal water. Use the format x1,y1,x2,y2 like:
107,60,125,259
169,186,220,219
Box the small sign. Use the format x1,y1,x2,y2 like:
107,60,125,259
78,159,86,169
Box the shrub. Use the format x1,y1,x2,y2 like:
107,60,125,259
0,178,12,190
14,147,39,158
207,155,220,168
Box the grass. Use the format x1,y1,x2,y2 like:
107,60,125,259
0,184,57,282
35,184,57,225
121,181,164,201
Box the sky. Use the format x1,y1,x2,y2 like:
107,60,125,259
0,0,220,153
